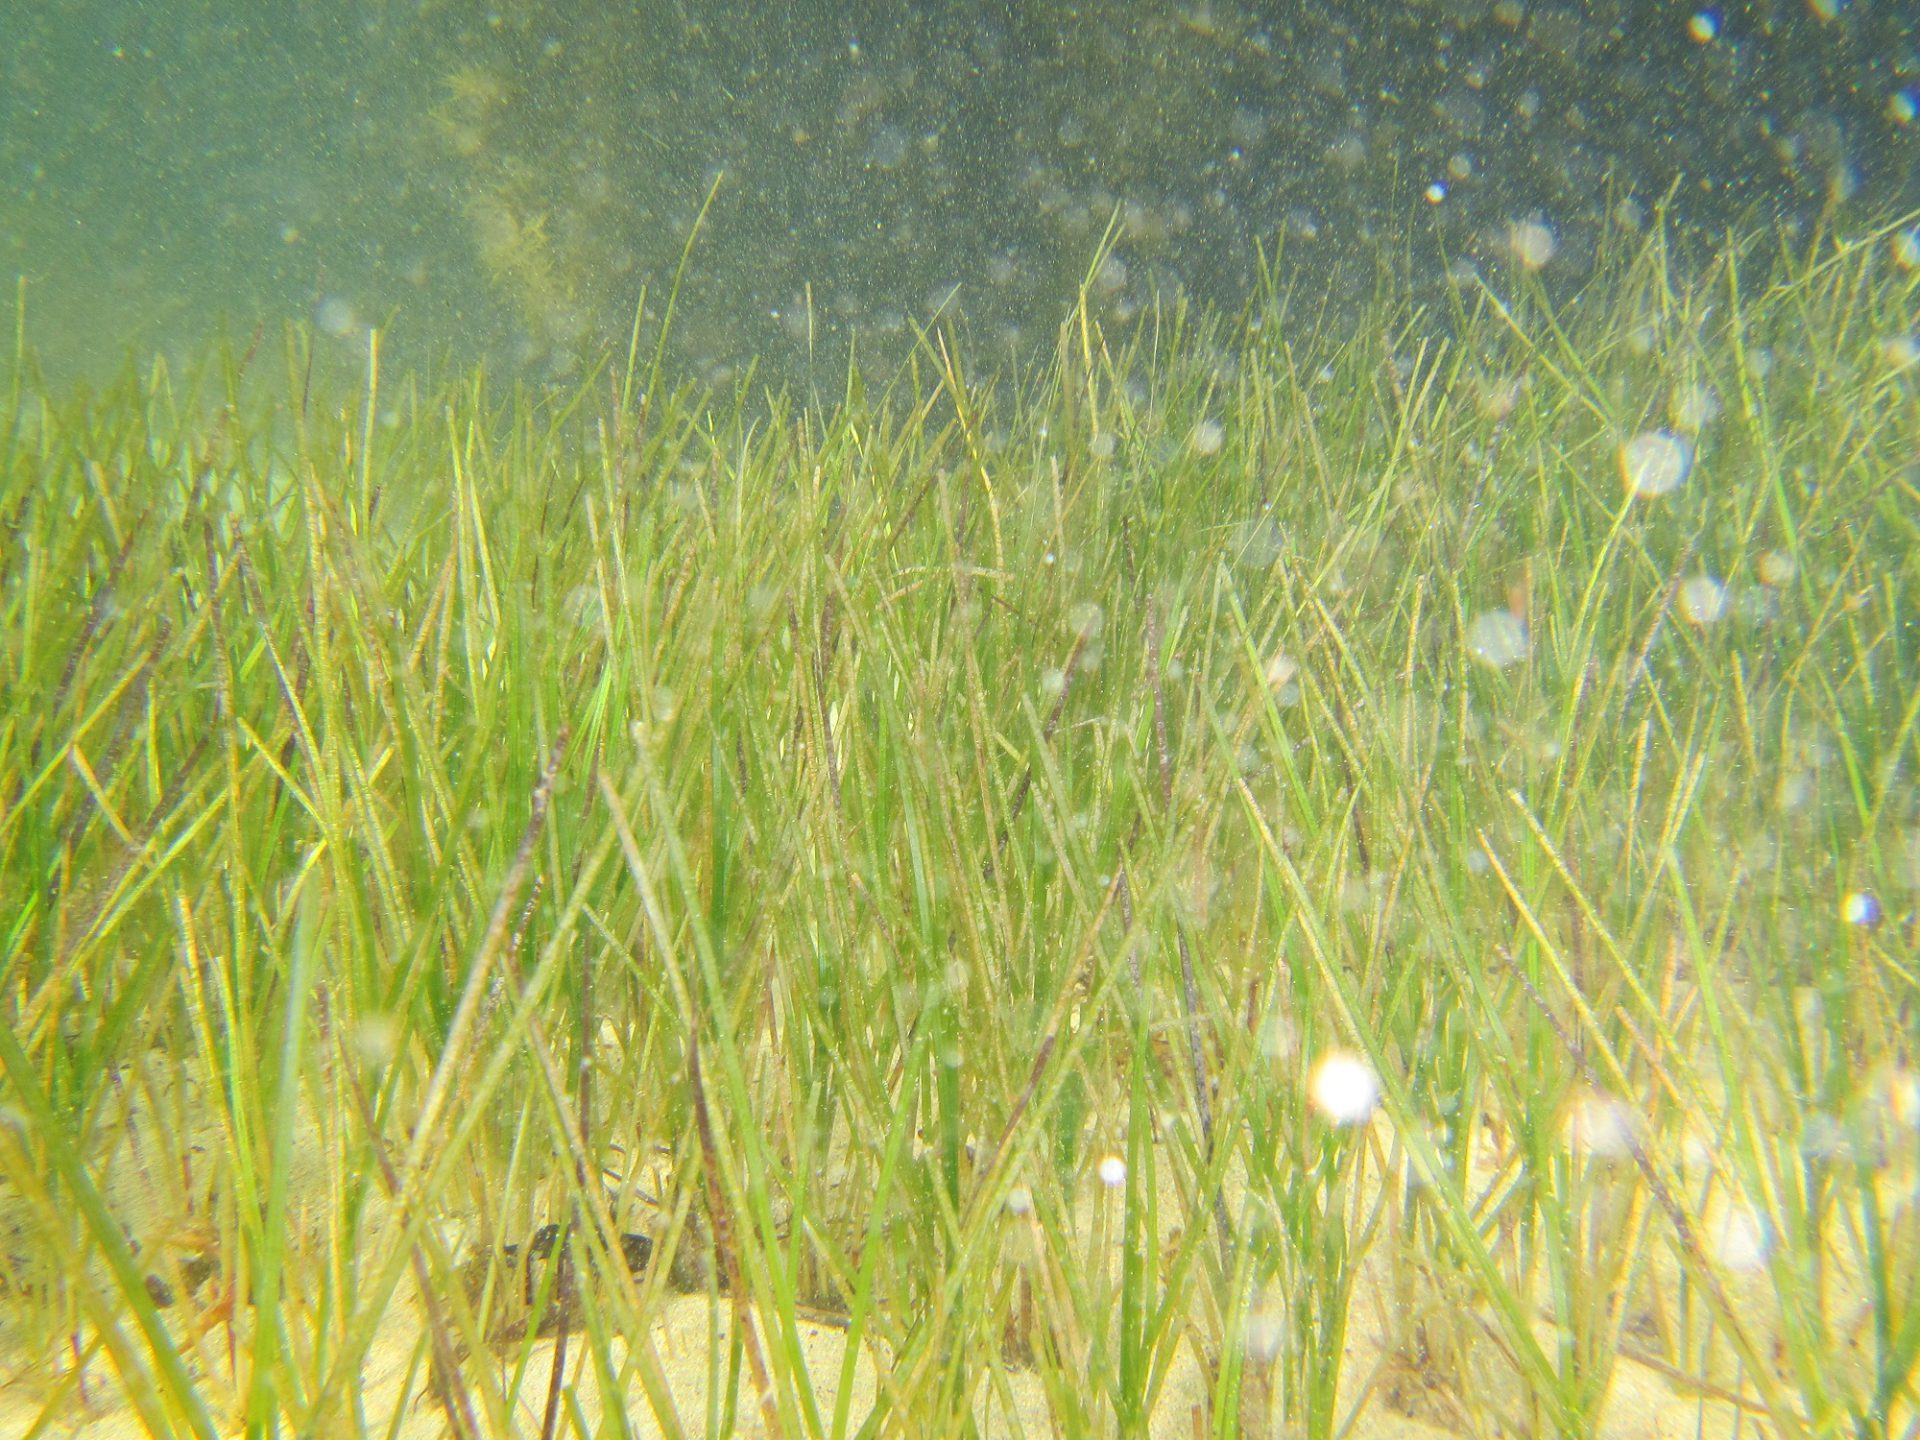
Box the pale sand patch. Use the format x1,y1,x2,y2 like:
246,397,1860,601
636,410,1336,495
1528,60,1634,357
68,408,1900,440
4,1031,1908,1437
0,1289,1719,1439
0,1182,1759,1440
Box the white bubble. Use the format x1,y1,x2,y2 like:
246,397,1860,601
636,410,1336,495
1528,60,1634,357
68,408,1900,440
864,124,908,170
1883,1068,1919,1128
354,1012,402,1067
1229,106,1270,148
1800,1113,1849,1160
1309,1050,1379,1126
1891,228,1920,270
1508,218,1557,270
1006,1185,1034,1215
1686,10,1719,42
1776,771,1815,811
1068,601,1105,641
1825,161,1860,205
1097,1154,1127,1188
1708,1200,1771,1271
1326,132,1367,172
1757,550,1797,586
1563,1090,1636,1159
1669,383,1720,432
1424,181,1448,204
315,295,360,337
1842,891,1883,928
1466,610,1529,669
1678,574,1729,626
1478,373,1522,419
1244,1305,1285,1362
1620,430,1692,497
1088,430,1117,460
1881,335,1920,372
1264,652,1298,688
1191,418,1225,456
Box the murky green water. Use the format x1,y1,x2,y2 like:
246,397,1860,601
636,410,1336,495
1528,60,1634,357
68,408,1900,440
4,1,1916,388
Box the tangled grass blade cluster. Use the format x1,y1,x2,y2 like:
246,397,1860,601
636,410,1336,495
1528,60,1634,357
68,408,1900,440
0,217,1916,1439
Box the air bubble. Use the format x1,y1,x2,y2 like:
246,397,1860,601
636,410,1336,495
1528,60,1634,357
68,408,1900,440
864,124,908,170
1309,1050,1379,1126
1669,383,1720,432
354,1013,402,1067
1686,9,1721,42
1708,1200,1771,1271
1466,610,1529,668
1244,1305,1285,1362
1678,574,1729,626
1843,891,1883,929
1776,771,1814,811
1563,1089,1636,1159
1508,218,1557,270
1620,430,1692,497
315,295,360,338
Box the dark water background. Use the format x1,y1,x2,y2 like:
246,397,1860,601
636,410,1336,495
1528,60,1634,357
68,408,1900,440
4,0,1915,391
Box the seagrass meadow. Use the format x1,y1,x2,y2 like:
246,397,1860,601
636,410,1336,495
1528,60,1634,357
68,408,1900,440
1,213,1917,1440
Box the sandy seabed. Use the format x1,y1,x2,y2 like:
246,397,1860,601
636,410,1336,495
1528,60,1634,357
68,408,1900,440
0,1041,1904,1439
